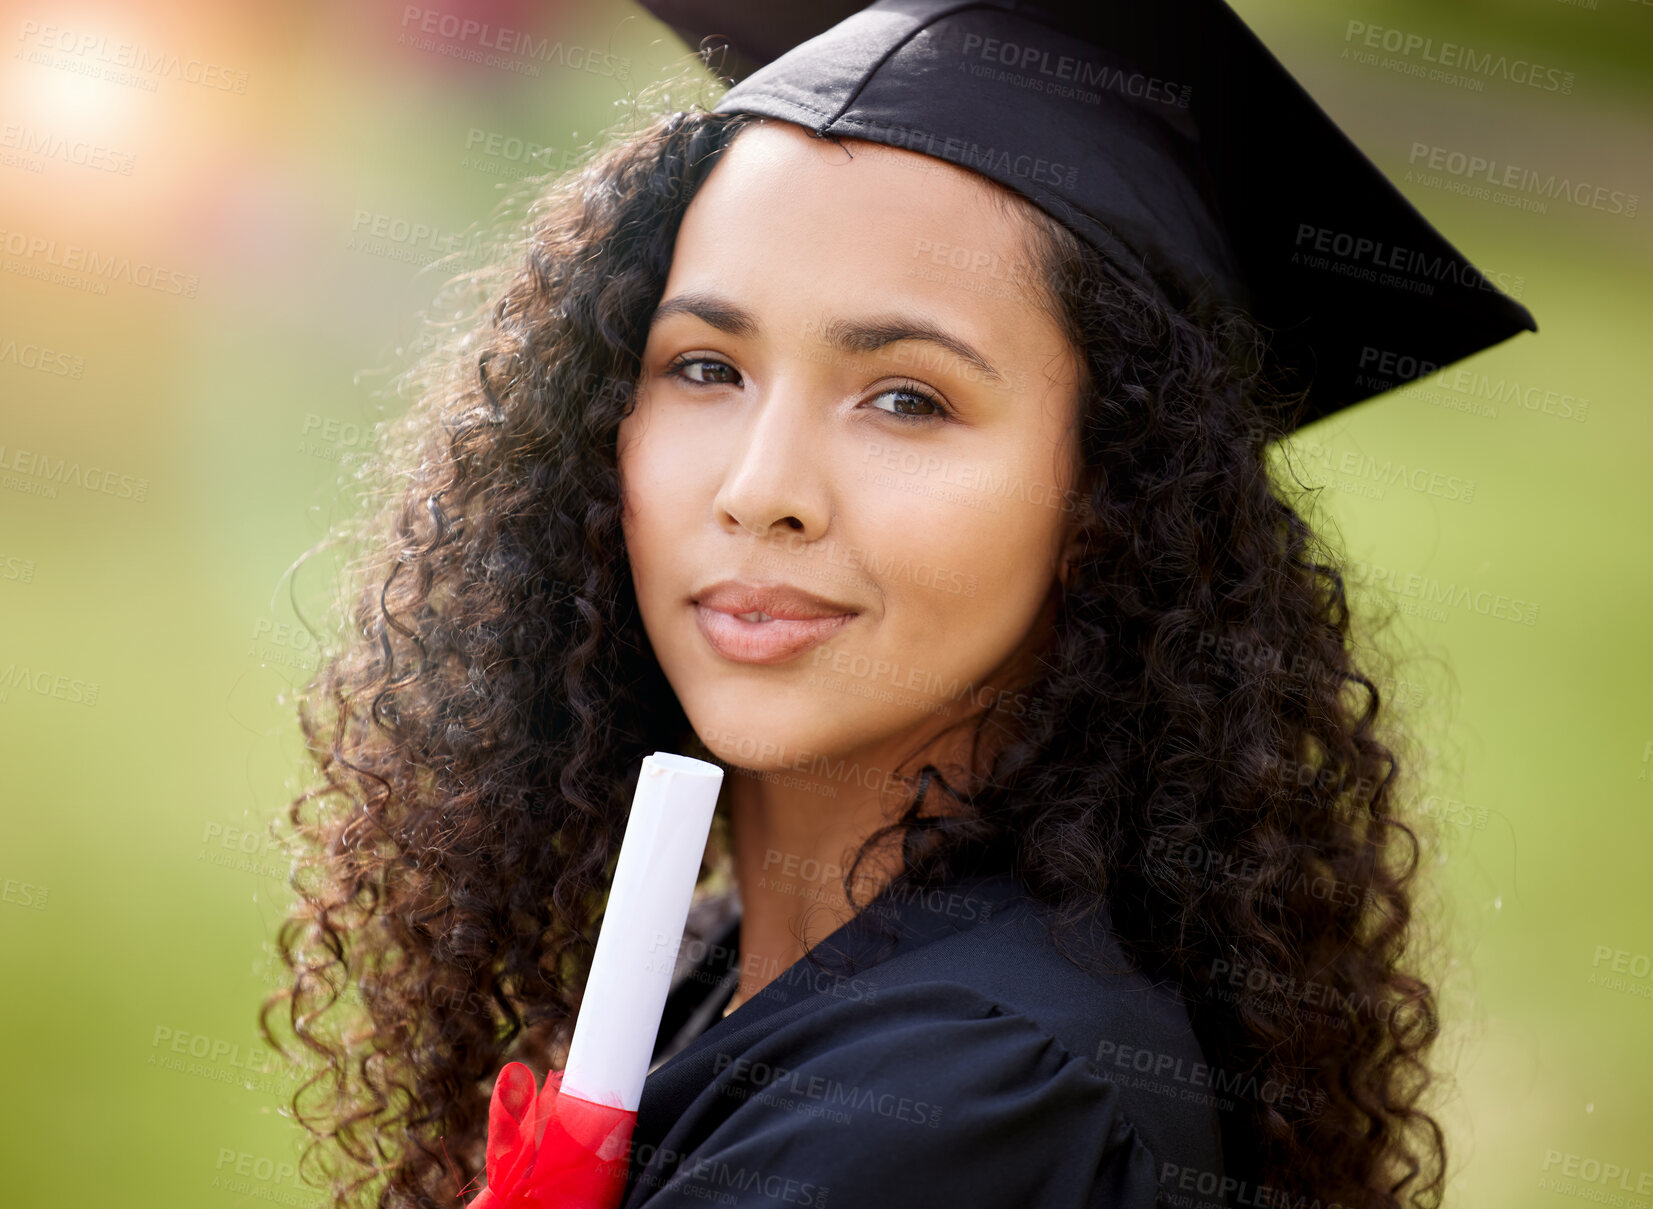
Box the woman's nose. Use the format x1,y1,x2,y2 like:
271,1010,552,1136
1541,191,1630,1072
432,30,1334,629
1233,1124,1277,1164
710,385,831,541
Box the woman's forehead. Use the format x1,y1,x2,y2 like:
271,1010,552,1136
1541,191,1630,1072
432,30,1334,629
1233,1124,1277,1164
666,121,1056,340
694,120,1034,251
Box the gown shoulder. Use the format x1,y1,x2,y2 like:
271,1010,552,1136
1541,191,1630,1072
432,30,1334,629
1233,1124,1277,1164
625,978,1205,1209
624,869,1233,1209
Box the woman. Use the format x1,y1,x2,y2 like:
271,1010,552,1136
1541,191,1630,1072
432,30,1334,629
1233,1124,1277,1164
260,3,1535,1208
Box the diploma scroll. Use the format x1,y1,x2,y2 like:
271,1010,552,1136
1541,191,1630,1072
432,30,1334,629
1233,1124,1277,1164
468,751,724,1209
562,751,724,1110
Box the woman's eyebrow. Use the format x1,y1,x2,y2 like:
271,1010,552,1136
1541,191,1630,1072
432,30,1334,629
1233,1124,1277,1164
650,291,759,340
650,290,1005,385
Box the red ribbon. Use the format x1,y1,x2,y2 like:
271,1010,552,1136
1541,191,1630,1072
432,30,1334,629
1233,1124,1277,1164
465,1062,636,1209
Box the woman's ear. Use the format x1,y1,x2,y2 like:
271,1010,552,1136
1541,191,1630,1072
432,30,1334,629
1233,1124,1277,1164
1056,492,1095,585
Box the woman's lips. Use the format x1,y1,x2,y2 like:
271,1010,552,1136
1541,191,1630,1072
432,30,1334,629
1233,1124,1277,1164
694,604,855,664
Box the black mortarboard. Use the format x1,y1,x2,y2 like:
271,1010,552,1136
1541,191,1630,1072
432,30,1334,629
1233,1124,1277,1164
635,0,1537,431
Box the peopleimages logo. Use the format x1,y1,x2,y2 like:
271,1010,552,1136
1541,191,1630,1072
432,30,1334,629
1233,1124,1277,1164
1346,558,1541,626
0,443,149,504
1407,143,1638,217
712,1052,945,1128
15,20,250,93
957,32,1192,108
0,124,136,174
1292,223,1525,298
0,662,99,707
0,227,199,297
840,115,1080,191
0,335,84,378
397,6,631,80
1343,20,1576,95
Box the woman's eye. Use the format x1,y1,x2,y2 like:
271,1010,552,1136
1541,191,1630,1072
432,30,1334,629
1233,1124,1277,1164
868,385,949,424
667,356,741,386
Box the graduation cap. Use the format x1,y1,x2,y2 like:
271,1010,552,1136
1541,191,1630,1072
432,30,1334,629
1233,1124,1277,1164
635,0,1537,431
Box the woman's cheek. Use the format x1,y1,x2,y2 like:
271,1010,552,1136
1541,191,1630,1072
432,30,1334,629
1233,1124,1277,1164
961,501,1065,629
625,410,709,539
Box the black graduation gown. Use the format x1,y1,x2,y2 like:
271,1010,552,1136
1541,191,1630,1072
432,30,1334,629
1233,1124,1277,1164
621,867,1233,1209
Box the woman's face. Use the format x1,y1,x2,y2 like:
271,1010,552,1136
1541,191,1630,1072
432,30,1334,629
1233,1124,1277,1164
618,120,1083,776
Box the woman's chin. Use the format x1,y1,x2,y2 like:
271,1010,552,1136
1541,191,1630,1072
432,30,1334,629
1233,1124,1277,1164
688,700,882,775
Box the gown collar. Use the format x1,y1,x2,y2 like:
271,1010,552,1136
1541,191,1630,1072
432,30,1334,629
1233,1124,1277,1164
647,864,1031,1076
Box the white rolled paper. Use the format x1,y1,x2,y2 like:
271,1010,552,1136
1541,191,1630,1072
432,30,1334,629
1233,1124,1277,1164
560,751,724,1111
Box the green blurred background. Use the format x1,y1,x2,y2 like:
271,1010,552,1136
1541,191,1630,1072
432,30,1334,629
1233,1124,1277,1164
1,0,1648,1205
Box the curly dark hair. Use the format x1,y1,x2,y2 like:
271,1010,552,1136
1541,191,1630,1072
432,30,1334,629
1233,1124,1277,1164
259,101,1448,1209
